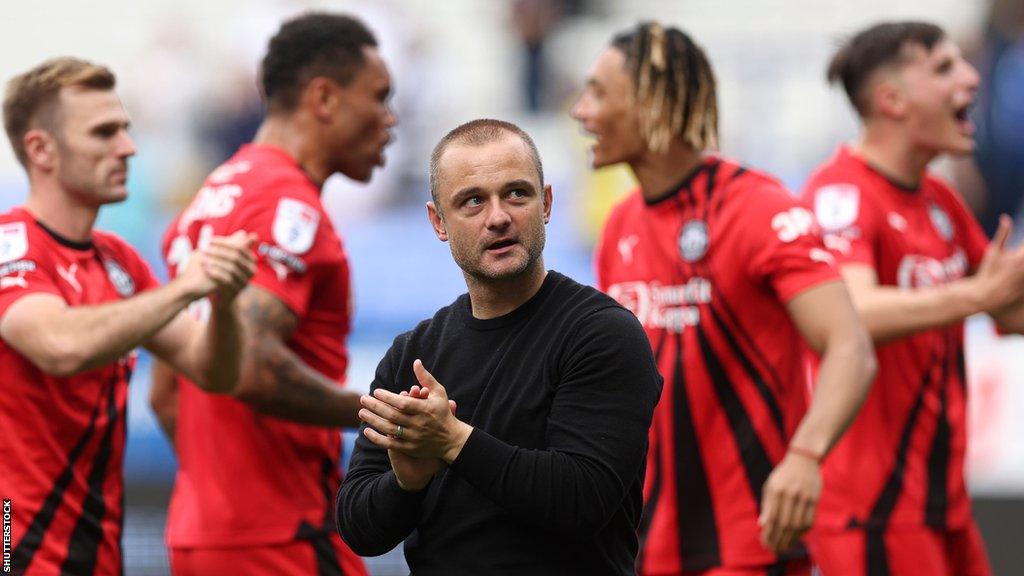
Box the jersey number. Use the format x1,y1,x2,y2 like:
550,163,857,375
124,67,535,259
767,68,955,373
772,208,815,243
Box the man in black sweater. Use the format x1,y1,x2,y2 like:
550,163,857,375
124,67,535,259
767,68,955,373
336,119,662,574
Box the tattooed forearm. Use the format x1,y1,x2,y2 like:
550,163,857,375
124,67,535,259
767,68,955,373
231,286,362,427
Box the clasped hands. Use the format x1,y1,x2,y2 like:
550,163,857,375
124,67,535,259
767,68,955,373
359,359,472,492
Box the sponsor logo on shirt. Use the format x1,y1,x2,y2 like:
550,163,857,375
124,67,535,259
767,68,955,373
928,203,955,241
678,220,709,262
104,259,136,297
896,248,969,289
0,223,28,265
607,278,712,333
272,198,319,255
0,259,36,278
258,242,308,282
813,184,860,232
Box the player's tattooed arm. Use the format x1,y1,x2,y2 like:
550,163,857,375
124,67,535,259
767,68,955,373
231,285,362,427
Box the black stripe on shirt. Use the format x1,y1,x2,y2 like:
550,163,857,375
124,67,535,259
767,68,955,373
709,287,788,409
320,458,346,574
699,159,722,222
707,303,787,441
670,332,721,571
11,380,106,572
695,323,775,509
296,520,346,576
925,332,956,529
293,459,347,575
864,360,936,529
61,371,122,575
866,527,891,576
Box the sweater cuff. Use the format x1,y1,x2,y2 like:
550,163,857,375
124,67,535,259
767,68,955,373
449,427,512,484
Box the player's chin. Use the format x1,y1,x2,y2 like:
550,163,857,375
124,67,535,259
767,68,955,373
590,151,619,170
102,186,130,204
343,163,376,183
943,135,976,156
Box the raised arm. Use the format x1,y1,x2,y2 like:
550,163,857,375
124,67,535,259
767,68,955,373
0,231,254,382
840,217,1024,343
145,232,256,393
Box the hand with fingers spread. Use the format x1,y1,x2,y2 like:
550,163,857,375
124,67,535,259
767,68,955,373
758,450,822,553
971,215,1024,313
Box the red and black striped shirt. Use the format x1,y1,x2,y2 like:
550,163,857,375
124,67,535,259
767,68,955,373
596,157,839,573
0,207,158,575
801,147,988,534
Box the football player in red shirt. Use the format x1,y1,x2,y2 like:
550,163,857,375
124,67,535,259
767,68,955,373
0,58,255,576
800,21,1024,576
150,13,394,576
571,22,877,576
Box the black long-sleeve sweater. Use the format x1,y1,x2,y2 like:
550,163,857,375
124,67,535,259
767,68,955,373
336,271,662,575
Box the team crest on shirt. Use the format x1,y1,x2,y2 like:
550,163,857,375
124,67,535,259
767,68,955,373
0,222,28,264
272,198,319,255
104,259,136,297
813,184,860,231
928,203,954,241
678,220,709,262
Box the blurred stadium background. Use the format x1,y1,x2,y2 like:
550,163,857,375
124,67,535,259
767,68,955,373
2,0,1022,574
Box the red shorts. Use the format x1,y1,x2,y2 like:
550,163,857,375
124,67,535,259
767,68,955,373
807,522,991,576
170,533,367,576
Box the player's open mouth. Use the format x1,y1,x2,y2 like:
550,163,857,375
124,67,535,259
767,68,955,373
953,103,974,135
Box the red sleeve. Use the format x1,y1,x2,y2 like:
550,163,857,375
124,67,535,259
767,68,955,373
232,192,323,317
803,178,881,269
0,222,63,318
742,181,841,302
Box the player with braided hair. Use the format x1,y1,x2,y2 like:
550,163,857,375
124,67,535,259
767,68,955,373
573,22,876,576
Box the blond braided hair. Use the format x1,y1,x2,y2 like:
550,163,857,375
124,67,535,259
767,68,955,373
614,22,719,154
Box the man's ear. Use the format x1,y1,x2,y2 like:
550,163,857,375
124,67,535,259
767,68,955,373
427,201,448,242
23,129,58,171
870,75,909,121
304,77,341,123
542,183,553,224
